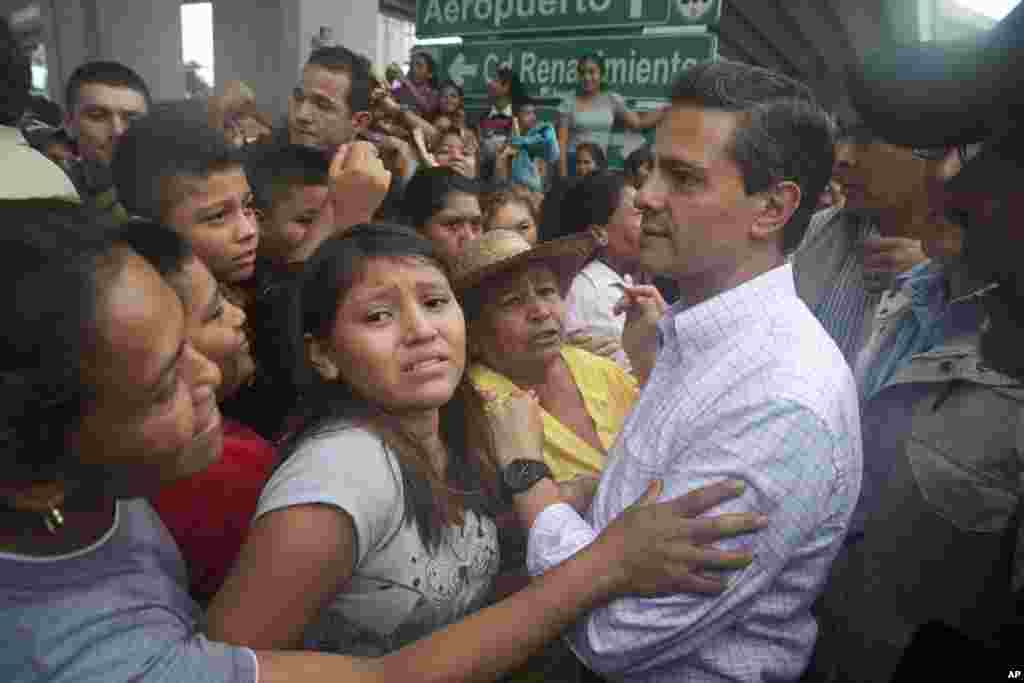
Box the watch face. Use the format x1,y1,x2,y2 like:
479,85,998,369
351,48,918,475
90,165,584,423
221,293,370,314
503,459,551,493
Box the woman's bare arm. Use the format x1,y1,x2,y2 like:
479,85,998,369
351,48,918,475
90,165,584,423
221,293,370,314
207,504,358,649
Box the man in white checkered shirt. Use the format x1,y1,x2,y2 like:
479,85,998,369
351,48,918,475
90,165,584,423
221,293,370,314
497,60,863,681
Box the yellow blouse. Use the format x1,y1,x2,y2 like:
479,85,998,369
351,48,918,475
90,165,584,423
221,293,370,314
468,345,639,482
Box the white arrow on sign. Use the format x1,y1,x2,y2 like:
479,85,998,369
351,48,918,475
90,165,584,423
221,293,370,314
448,53,480,85
629,0,644,19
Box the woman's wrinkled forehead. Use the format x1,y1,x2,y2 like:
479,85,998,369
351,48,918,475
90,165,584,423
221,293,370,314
481,262,559,298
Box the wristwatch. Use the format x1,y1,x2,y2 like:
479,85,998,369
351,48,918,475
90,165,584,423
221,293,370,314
501,459,553,500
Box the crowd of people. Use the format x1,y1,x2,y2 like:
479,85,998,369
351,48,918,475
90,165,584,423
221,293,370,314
1,4,1023,681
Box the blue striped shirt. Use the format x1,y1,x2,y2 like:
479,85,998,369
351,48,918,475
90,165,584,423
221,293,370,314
792,208,885,368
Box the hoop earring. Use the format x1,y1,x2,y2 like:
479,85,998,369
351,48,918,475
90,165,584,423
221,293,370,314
43,506,64,534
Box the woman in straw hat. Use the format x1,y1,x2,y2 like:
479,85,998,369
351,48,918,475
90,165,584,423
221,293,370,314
452,229,640,485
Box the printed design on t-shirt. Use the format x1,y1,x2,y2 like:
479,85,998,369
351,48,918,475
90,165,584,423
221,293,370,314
419,509,499,606
304,509,499,656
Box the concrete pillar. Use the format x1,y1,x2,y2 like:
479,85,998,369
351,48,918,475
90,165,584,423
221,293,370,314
295,0,377,71
213,0,296,121
42,0,94,102
92,0,185,102
212,0,377,120
40,0,185,107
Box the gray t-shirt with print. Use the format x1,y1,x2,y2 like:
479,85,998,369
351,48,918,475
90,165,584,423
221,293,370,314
256,425,500,656
0,498,257,683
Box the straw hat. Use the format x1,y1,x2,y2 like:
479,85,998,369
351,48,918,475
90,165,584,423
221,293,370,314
450,229,596,296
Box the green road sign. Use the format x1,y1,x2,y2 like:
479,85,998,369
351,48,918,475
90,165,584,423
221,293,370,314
418,32,717,101
416,0,721,38
671,0,721,26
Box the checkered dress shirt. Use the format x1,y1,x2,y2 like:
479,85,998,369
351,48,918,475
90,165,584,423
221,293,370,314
526,264,863,682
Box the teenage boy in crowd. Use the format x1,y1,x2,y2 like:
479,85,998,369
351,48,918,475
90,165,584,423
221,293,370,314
63,61,150,219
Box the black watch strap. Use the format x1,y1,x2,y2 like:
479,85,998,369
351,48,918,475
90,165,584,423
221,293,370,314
501,459,553,499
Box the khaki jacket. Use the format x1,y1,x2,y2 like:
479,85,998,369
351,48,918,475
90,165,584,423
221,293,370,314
815,329,1024,681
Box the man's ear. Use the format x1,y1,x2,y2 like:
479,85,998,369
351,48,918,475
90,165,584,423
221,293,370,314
589,224,609,247
752,181,801,241
305,333,339,381
351,111,373,135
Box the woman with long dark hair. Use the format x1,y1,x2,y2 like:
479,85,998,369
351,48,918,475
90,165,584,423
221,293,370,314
207,224,501,653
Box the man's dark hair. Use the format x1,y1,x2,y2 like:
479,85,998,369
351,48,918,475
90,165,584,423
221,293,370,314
669,59,835,252
65,61,151,113
306,46,373,114
247,144,330,211
112,101,239,220
1,18,31,125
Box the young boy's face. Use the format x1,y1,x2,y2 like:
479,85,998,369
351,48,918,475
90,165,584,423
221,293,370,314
162,165,260,284
260,183,331,264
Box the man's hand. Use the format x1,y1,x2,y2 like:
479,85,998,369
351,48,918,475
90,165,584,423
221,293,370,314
598,479,767,598
614,284,668,383
329,141,392,228
288,142,391,263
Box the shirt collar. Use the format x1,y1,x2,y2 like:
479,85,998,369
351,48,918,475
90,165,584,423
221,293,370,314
899,258,997,328
490,104,513,117
658,263,796,358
